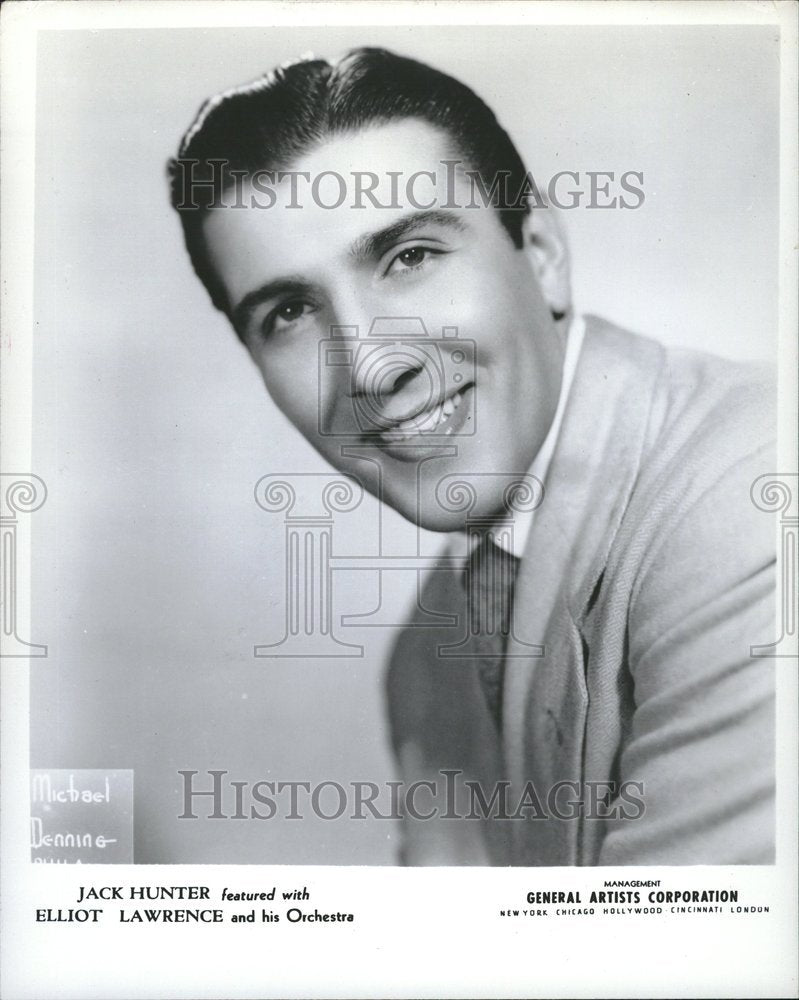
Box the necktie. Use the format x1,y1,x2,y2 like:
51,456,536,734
465,534,521,729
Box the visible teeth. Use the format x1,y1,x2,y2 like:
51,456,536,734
417,403,443,431
381,391,461,442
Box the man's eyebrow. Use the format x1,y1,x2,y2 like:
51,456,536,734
231,277,313,332
348,210,468,262
230,211,467,331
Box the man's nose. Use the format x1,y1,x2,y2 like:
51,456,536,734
348,340,434,423
330,304,433,415
352,347,431,416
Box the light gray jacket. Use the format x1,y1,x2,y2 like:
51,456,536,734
387,317,775,865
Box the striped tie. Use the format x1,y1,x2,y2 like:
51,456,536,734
465,534,520,729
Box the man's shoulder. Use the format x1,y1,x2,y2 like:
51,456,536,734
582,314,775,477
557,316,776,619
579,317,776,614
583,313,773,399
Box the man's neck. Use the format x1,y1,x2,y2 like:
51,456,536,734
478,311,586,559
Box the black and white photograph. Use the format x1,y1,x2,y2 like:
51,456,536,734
2,1,797,997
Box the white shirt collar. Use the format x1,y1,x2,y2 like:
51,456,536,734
469,312,586,559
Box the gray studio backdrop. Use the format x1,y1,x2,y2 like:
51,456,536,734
29,25,778,863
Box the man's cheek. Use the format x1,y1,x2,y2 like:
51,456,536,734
258,372,317,437
433,295,497,359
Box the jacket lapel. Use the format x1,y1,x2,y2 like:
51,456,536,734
502,317,664,864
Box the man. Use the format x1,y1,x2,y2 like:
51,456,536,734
170,47,775,865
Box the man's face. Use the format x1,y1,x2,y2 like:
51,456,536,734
203,119,565,530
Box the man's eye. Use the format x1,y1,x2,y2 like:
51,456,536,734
264,300,313,335
386,246,435,275
276,301,307,323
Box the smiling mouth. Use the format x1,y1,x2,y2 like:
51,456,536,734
376,385,472,443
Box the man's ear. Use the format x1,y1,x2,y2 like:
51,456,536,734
520,207,571,318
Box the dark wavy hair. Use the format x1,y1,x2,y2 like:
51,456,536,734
169,47,531,312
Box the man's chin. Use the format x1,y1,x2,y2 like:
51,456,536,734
323,445,524,531
410,508,471,533
380,488,509,533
